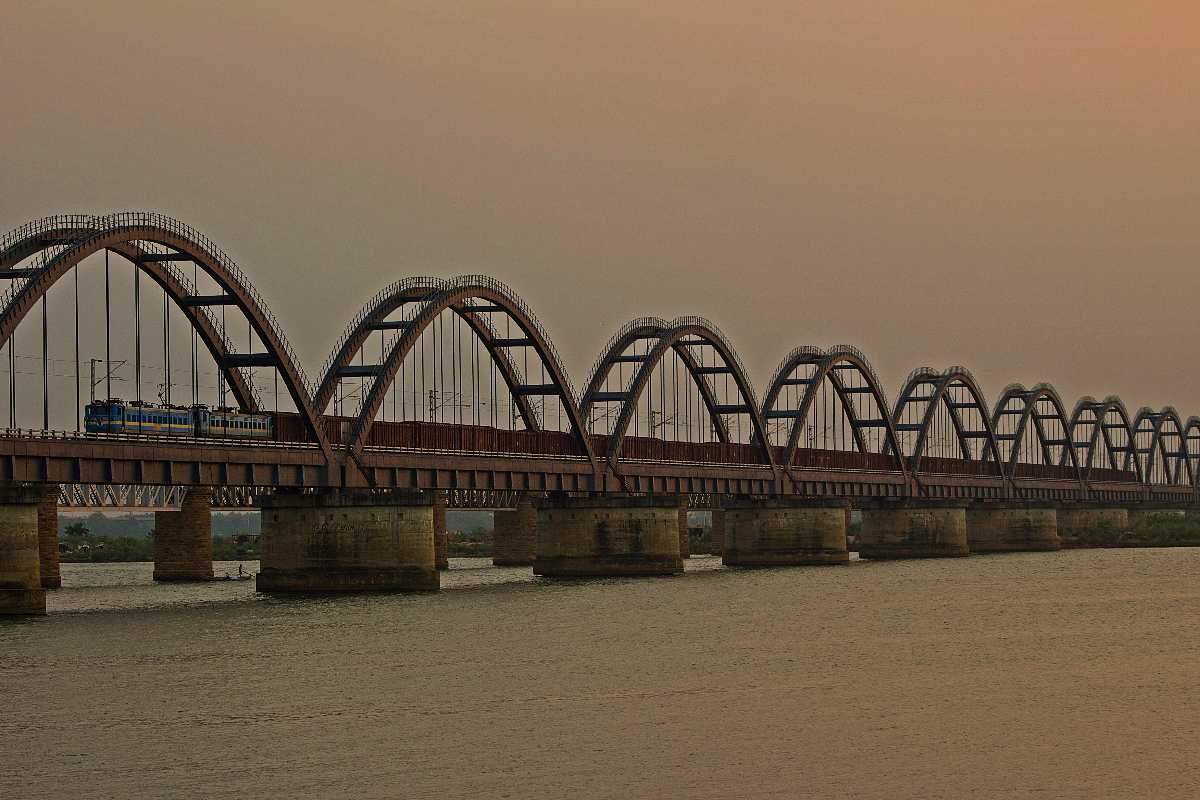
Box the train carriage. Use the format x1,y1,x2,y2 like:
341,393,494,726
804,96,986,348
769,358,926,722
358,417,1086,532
201,407,273,440
84,400,273,440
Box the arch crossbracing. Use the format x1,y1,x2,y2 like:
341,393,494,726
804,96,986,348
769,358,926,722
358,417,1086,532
1131,407,1193,487
581,317,670,432
760,345,907,477
890,367,1005,479
990,383,1082,481
580,316,778,476
317,278,445,414
0,212,331,458
1064,396,1141,482
343,275,596,467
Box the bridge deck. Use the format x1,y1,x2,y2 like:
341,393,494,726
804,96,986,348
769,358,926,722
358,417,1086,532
0,425,1180,505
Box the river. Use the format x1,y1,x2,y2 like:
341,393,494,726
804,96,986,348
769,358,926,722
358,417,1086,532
3,550,1199,799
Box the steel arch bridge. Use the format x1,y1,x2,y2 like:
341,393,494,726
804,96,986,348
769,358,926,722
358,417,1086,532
0,211,1193,506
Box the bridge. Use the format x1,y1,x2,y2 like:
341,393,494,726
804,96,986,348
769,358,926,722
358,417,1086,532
1,211,1197,613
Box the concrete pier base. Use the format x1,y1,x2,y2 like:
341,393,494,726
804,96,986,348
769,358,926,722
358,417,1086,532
37,484,61,589
434,492,449,570
153,487,214,582
1057,505,1129,548
722,497,849,566
0,485,47,615
859,500,970,559
533,494,683,577
256,490,439,593
966,502,1060,552
493,496,536,566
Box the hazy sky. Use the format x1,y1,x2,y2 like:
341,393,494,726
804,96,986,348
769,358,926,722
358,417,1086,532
3,1,1198,415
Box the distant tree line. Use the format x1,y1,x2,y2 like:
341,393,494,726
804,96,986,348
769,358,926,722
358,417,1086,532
57,509,491,540
58,511,260,539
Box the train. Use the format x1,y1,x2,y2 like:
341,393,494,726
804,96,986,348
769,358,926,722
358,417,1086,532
84,399,273,439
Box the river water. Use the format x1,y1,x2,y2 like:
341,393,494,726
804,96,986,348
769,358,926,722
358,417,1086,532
3,550,1199,799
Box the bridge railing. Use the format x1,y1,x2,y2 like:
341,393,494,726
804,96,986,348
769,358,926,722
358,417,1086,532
0,214,96,256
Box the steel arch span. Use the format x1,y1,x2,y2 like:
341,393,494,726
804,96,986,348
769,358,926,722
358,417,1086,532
1131,407,1194,487
990,382,1082,486
0,215,261,412
582,317,739,444
342,275,597,469
0,212,332,459
760,345,907,479
581,316,778,480
890,367,1006,485
315,276,542,431
1185,417,1200,488
1066,396,1141,483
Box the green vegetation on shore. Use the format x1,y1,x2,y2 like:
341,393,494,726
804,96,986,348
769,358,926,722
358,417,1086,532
448,527,492,557
59,534,259,563
59,518,260,563
58,511,260,539
1068,514,1200,548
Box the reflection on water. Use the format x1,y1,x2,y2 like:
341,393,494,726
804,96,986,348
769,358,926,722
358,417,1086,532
46,559,522,614
48,561,261,613
4,550,1200,799
48,556,730,614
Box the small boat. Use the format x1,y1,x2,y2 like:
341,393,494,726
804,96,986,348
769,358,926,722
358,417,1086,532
220,565,254,581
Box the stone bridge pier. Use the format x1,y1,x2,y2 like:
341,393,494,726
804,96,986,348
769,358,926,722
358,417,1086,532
37,484,61,589
678,501,690,559
493,496,537,566
257,490,439,593
966,501,1060,552
0,485,48,615
710,508,726,556
153,487,214,582
434,492,449,570
533,494,683,577
858,499,970,559
721,497,850,566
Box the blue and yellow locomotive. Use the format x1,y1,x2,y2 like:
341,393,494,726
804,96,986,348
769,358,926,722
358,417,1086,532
84,399,273,440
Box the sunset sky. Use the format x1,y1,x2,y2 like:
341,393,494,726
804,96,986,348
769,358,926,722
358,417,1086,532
3,2,1198,415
